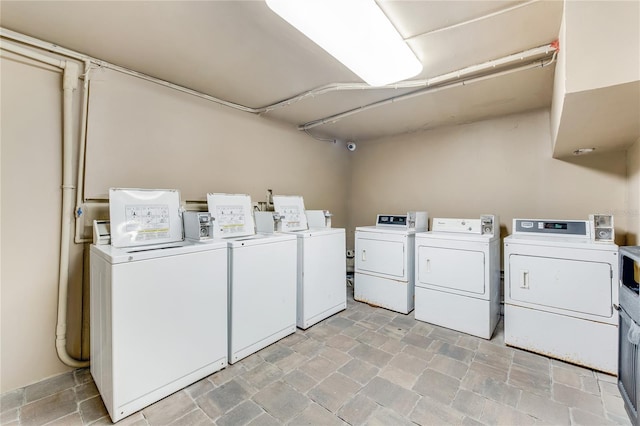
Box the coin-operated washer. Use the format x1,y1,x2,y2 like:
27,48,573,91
207,193,297,363
354,212,428,314
256,196,346,329
414,215,500,339
90,188,228,423
504,216,619,374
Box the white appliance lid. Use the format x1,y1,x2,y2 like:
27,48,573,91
91,239,227,263
207,193,255,238
273,195,308,232
109,188,183,248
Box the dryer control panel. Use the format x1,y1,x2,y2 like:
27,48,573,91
376,211,428,231
431,214,498,236
513,219,590,238
432,218,481,233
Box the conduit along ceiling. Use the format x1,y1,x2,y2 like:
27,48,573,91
0,0,563,143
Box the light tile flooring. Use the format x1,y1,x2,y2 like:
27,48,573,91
1,286,632,425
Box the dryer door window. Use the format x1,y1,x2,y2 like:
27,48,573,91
508,255,613,318
417,246,485,295
355,237,405,278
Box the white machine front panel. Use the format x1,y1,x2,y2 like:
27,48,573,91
110,248,228,408
273,195,308,232
229,238,297,362
354,272,414,314
415,287,497,339
417,246,485,295
355,231,407,279
207,193,255,238
505,304,617,374
508,254,613,318
299,230,346,328
109,188,183,248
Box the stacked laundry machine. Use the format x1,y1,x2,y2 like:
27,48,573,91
354,212,428,314
207,193,297,364
617,246,640,425
504,216,619,374
262,195,347,329
414,215,500,339
90,189,228,422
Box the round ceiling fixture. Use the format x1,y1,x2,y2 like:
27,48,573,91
572,148,596,156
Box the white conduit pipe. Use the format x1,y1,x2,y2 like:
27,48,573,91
262,43,556,114
74,60,93,244
58,61,89,368
299,52,557,131
1,40,89,367
0,28,257,114
0,41,65,68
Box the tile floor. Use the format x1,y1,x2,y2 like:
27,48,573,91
0,286,632,426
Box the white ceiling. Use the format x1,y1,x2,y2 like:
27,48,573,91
0,0,563,143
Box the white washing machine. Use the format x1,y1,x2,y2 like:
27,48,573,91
264,196,346,330
415,215,500,339
207,193,297,364
354,212,428,314
504,218,619,374
91,189,228,423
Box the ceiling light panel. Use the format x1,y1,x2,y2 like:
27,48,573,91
266,0,423,86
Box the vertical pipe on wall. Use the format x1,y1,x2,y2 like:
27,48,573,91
1,41,89,367
74,60,92,244
56,61,90,368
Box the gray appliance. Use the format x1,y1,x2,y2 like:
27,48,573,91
619,246,640,426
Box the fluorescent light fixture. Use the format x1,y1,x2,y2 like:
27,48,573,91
265,0,423,86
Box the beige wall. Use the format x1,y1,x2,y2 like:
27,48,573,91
564,0,640,93
628,138,640,245
0,50,349,393
550,0,640,158
82,69,349,209
347,109,628,246
1,53,79,393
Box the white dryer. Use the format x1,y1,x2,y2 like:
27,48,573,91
354,212,428,314
504,218,619,374
91,189,228,423
264,196,346,330
415,215,500,339
207,193,297,364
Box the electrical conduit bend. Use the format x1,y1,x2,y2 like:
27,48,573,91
57,61,90,368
